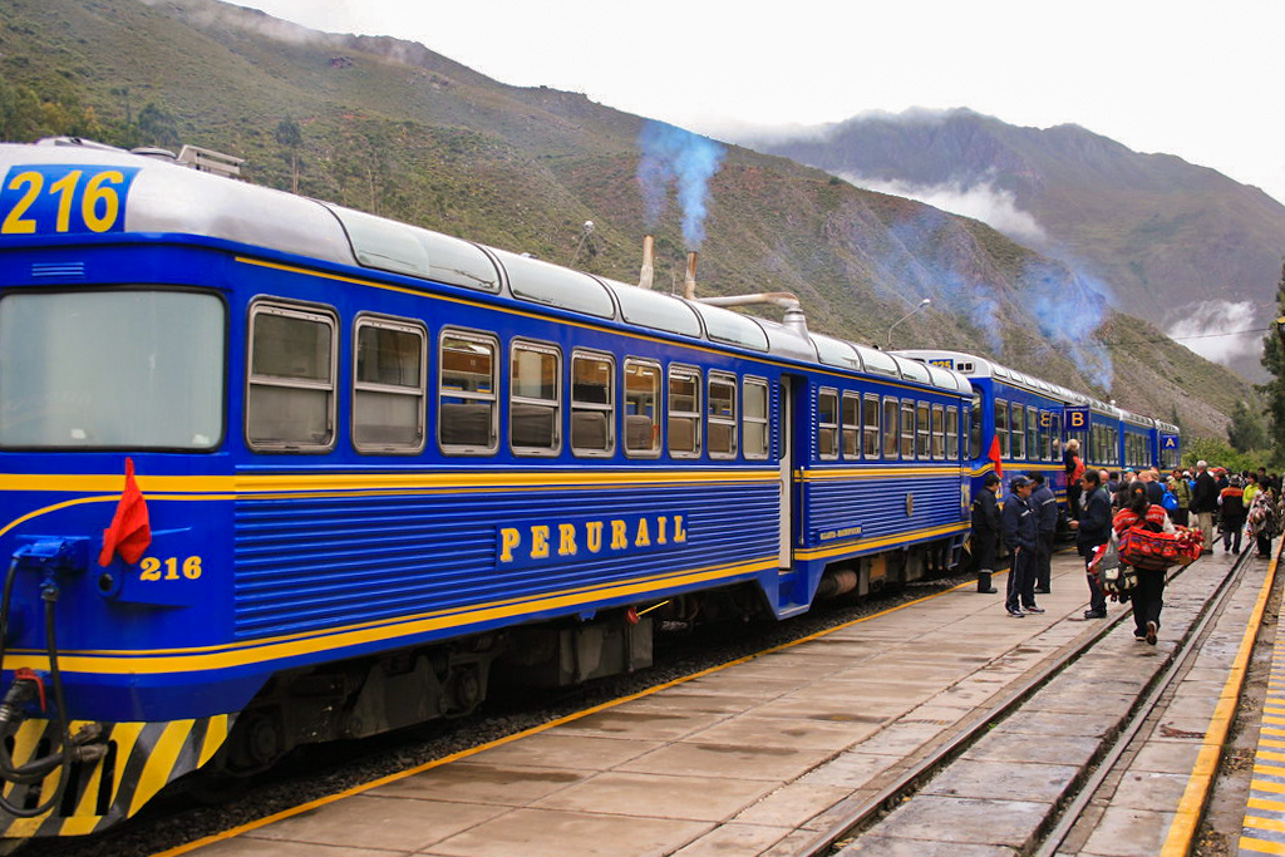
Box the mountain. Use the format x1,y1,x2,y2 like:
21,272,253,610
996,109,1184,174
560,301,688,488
735,108,1285,381
0,0,1255,439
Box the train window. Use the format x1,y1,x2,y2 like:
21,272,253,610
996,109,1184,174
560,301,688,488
1011,405,1025,459
248,301,337,452
1,290,224,450
1026,406,1039,462
708,372,738,459
916,402,931,459
946,407,960,460
743,378,770,460
883,398,900,459
995,399,1009,457
669,366,702,458
818,387,839,460
969,391,982,459
624,359,662,457
496,250,616,319
931,404,945,460
814,335,863,370
353,316,426,454
614,285,702,337
859,347,900,376
439,330,498,454
841,392,860,458
571,351,615,457
694,304,770,352
900,401,915,460
863,394,881,459
510,341,561,456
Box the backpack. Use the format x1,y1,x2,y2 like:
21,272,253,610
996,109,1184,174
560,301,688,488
1161,489,1179,513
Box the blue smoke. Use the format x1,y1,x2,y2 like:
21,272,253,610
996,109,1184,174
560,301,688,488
1023,261,1114,390
636,121,726,248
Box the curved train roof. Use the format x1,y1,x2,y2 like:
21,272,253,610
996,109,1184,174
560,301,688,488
3,139,971,396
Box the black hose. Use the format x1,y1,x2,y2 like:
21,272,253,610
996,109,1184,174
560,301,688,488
0,559,75,817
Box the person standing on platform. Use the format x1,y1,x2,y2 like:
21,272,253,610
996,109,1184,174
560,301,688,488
1191,460,1218,553
1064,438,1085,519
1070,469,1112,619
1169,471,1191,527
971,472,1002,593
1001,477,1041,618
1028,473,1058,594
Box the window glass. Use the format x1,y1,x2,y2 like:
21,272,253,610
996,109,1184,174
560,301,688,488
1026,406,1039,462
613,284,702,336
882,398,900,459
1011,404,1026,459
354,317,425,452
571,351,614,456
495,249,615,319
511,342,560,455
693,304,769,351
931,404,945,460
743,378,770,460
863,395,881,459
900,401,915,459
249,302,336,451
668,367,701,457
916,401,931,459
624,360,661,456
969,391,982,459
0,290,223,450
818,388,839,460
841,392,860,459
946,407,959,460
439,331,497,453
995,399,1009,457
708,373,737,459
813,335,862,370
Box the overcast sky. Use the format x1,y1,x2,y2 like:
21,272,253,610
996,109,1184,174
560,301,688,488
237,0,1285,205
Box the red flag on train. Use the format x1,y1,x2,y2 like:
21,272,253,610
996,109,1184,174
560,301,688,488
98,457,151,566
988,436,1004,478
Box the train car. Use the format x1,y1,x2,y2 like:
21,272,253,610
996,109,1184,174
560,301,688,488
0,138,972,841
893,350,1181,514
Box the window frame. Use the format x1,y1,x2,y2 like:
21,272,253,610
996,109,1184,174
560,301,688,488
623,358,663,459
570,349,616,458
841,390,861,460
437,327,500,456
995,398,1010,457
351,313,427,455
247,299,338,453
862,393,881,460
742,376,770,461
900,401,916,460
707,370,738,460
818,386,840,461
930,403,945,460
509,338,562,457
883,397,901,459
668,364,703,459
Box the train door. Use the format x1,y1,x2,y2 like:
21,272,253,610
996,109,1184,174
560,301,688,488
778,375,796,568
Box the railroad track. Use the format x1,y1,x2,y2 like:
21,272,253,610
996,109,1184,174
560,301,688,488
798,549,1260,857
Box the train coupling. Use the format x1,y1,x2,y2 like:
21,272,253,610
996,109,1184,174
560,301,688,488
12,537,91,581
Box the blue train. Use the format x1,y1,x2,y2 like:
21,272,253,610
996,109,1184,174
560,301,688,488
0,138,1175,841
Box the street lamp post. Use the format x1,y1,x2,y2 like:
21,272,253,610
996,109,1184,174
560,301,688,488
887,298,932,349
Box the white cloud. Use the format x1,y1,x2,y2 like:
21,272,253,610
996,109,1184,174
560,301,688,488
1165,300,1265,366
841,174,1049,245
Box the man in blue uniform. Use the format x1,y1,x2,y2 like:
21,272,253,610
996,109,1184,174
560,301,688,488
1001,477,1041,618
971,473,1002,593
1028,473,1058,594
1070,469,1112,618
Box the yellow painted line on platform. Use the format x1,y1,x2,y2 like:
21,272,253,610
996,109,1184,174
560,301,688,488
1255,764,1285,778
1247,815,1285,834
1252,797,1285,813
1260,751,1285,763
1242,835,1285,854
148,566,981,856
1161,538,1281,857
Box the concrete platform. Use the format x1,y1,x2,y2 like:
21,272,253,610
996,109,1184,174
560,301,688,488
167,546,1271,857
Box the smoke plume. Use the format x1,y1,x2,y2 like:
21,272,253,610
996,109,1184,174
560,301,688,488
637,121,726,248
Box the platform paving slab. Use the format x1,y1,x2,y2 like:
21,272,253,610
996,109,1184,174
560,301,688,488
419,807,712,857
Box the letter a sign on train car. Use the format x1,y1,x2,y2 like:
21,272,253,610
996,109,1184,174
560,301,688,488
1064,406,1089,431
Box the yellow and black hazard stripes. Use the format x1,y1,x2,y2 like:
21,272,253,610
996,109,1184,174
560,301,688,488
1,713,232,840
1241,578,1285,855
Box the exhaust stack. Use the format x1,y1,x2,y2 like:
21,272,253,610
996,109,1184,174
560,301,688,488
639,235,655,290
683,251,698,300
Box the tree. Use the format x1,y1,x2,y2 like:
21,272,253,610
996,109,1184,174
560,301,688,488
275,116,303,194
1258,261,1285,466
136,102,181,151
1228,399,1266,452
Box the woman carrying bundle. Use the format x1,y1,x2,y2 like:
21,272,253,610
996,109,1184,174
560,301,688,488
1113,480,1175,646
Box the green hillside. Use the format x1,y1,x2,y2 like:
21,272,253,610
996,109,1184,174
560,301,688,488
0,0,1255,439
